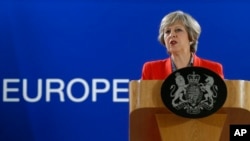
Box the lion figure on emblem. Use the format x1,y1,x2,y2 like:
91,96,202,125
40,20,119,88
170,73,188,107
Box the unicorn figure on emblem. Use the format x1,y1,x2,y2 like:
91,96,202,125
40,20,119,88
200,75,218,107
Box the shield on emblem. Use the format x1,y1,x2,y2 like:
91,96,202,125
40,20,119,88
161,67,227,118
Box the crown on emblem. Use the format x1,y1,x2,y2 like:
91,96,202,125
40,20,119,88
187,72,200,83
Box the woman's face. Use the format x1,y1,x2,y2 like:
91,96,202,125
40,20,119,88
163,22,191,54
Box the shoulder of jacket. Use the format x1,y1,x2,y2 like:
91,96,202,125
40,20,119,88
144,58,169,65
199,57,222,66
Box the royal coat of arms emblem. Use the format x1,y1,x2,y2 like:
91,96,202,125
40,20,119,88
161,67,227,118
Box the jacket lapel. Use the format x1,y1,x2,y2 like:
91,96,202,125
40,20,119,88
165,58,172,76
193,54,200,66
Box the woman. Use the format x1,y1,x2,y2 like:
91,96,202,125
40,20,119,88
141,10,224,80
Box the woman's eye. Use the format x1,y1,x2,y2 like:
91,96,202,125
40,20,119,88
165,30,170,34
175,28,183,32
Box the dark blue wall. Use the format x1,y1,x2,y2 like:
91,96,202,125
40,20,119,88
1,0,250,141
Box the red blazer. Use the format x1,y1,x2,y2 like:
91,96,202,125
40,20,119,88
141,55,224,80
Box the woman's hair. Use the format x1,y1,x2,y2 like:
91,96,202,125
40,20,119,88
158,10,201,53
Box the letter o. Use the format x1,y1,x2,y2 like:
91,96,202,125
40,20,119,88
66,78,89,102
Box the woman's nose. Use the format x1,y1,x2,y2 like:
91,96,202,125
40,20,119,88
170,32,176,37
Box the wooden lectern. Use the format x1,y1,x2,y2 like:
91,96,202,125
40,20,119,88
129,80,250,141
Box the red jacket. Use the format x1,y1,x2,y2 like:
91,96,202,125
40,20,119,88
141,55,224,80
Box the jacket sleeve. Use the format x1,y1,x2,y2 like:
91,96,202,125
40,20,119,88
201,60,224,79
215,63,224,79
141,62,152,80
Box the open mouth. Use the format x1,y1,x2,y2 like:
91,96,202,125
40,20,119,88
170,40,177,45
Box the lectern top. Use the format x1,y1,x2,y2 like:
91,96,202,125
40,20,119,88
129,79,250,113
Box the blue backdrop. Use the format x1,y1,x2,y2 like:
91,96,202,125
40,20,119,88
1,0,250,141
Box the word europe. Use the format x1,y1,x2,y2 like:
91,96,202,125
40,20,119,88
2,78,129,103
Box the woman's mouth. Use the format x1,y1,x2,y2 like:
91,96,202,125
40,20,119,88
170,40,177,45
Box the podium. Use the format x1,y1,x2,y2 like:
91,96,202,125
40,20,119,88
129,80,250,141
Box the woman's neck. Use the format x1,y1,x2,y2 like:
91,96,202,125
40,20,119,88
171,52,192,69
